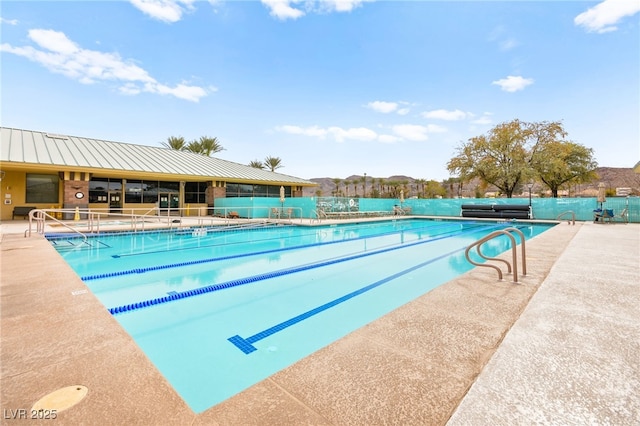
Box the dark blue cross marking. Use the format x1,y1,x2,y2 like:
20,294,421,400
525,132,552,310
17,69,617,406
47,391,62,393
227,247,463,354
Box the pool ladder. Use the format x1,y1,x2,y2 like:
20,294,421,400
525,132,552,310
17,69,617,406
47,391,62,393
465,227,527,283
556,210,576,225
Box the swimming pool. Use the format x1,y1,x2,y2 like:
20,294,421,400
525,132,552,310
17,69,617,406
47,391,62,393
47,218,553,412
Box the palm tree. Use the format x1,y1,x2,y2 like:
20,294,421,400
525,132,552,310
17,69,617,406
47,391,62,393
161,136,186,150
378,178,386,197
332,178,342,196
344,180,351,197
370,178,380,198
249,160,264,169
162,135,223,157
185,140,203,154
264,156,283,172
415,179,426,198
198,136,224,156
400,179,409,198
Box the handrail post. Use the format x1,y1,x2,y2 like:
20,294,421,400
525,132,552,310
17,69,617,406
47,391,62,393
504,227,526,276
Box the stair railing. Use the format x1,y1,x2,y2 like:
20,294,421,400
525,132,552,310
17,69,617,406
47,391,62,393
465,227,527,282
556,210,576,225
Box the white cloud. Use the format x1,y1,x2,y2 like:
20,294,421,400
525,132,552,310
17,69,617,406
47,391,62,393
426,124,447,133
276,125,328,137
277,120,442,143
317,0,369,13
261,0,306,20
422,109,468,121
471,114,493,125
488,25,519,52
0,29,208,102
366,101,398,113
261,0,370,20
491,75,534,92
129,0,196,23
276,124,378,142
575,0,640,34
328,126,377,142
151,82,208,102
366,100,412,115
499,38,518,51
392,124,429,141
1,17,19,25
378,134,401,143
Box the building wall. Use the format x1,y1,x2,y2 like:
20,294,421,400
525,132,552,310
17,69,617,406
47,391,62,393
0,170,64,221
0,168,301,221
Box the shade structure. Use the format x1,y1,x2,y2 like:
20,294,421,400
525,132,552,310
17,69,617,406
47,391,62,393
400,189,404,204
597,182,606,207
279,186,285,204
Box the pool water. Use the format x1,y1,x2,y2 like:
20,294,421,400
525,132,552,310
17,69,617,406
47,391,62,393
48,219,553,412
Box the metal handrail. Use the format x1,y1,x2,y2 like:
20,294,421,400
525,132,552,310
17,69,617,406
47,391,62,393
26,209,88,240
311,209,327,223
464,227,527,282
556,210,576,225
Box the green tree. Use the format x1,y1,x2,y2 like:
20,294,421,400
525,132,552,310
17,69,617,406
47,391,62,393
424,180,447,198
249,160,264,169
442,177,463,198
447,119,583,198
161,136,186,150
264,156,283,172
531,140,598,198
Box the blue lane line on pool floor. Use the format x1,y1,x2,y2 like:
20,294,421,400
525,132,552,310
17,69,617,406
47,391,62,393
83,221,475,281
107,223,509,316
227,246,464,354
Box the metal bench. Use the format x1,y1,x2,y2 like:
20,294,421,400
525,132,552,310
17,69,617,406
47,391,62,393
12,206,37,220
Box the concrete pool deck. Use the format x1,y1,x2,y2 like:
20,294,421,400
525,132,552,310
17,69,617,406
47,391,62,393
1,219,638,424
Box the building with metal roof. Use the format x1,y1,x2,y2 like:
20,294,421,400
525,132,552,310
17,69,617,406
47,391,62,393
0,127,316,221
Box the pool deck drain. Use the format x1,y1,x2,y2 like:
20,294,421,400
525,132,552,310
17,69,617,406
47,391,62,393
1,220,638,424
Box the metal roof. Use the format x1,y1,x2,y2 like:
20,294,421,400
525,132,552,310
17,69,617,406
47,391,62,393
0,127,315,186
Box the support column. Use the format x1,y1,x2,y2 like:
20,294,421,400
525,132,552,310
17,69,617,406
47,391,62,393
62,171,90,219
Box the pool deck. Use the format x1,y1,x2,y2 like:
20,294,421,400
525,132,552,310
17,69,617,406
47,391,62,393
1,218,638,425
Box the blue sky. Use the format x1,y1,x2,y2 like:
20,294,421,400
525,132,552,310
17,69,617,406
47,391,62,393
1,1,639,181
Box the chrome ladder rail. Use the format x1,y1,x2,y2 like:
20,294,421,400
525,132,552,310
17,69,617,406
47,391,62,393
464,227,527,283
556,210,576,225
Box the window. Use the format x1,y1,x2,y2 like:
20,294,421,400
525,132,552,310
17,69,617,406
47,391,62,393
125,180,142,203
142,181,160,203
125,180,180,204
26,174,59,203
225,183,290,198
185,181,207,204
89,178,121,203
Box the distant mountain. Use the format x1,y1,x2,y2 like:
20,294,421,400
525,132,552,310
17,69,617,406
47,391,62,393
302,167,640,197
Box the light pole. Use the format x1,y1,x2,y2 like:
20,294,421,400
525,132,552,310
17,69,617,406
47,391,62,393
363,172,367,198
527,181,534,218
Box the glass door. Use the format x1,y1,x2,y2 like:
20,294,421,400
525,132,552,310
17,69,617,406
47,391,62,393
108,192,122,212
